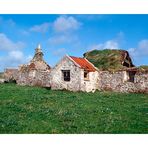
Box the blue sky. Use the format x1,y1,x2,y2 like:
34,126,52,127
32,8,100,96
0,14,148,71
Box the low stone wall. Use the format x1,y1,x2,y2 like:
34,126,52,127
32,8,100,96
98,71,126,91
98,71,148,93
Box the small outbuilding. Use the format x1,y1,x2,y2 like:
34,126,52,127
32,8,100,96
50,55,98,92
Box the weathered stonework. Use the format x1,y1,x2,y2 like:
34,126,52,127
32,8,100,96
3,68,18,82
16,45,51,87
98,70,148,93
17,69,50,87
98,71,126,91
50,55,98,92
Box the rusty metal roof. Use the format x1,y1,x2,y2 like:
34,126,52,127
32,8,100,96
70,56,96,72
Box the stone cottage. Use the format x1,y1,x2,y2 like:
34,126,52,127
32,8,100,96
16,44,51,87
50,55,98,92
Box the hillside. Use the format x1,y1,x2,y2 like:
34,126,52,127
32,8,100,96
83,49,134,71
0,83,147,133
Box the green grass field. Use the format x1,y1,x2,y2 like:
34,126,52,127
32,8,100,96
0,83,147,134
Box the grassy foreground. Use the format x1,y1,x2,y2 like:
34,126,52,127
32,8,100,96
0,83,147,134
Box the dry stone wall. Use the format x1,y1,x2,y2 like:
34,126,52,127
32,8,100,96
98,71,148,93
98,71,126,91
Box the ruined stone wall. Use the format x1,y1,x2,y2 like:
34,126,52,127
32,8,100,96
134,72,148,92
17,69,50,87
98,71,148,93
3,69,18,82
98,71,126,91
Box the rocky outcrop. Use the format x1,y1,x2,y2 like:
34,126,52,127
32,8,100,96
84,49,134,71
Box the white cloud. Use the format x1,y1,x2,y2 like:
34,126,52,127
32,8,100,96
104,40,119,49
89,31,125,51
30,22,50,33
53,16,81,33
127,48,137,63
0,50,32,71
48,16,81,46
90,40,119,50
0,33,31,71
127,39,148,66
128,48,136,56
9,50,24,61
0,33,25,51
128,39,148,58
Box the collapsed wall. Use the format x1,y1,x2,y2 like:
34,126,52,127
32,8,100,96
17,65,50,87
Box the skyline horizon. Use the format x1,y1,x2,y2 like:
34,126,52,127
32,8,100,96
1,44,147,72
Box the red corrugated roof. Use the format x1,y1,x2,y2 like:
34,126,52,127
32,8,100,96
70,56,96,72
